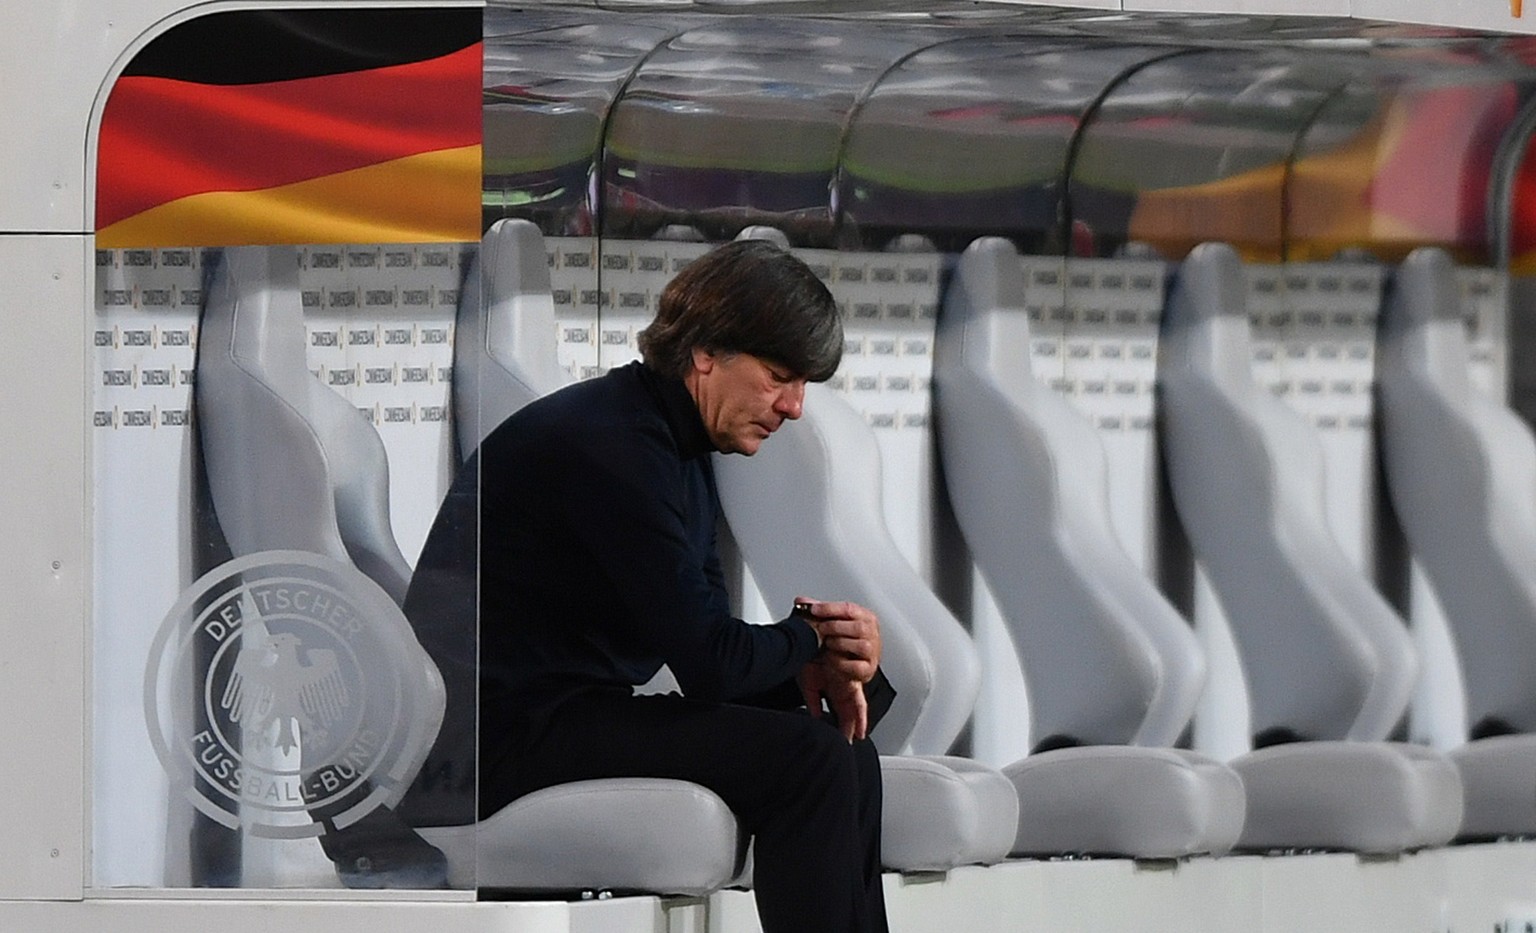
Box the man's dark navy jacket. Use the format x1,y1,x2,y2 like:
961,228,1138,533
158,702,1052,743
401,360,892,823
478,360,822,731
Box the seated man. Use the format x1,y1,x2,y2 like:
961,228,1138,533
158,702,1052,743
408,239,894,931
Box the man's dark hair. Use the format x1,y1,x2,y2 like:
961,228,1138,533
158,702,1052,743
638,240,842,382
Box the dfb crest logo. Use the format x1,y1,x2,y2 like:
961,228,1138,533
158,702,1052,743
144,550,440,837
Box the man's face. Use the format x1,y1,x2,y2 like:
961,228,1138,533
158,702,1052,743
688,349,807,455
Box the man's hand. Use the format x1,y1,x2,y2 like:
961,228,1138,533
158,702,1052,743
797,660,869,743
793,598,880,742
797,598,881,684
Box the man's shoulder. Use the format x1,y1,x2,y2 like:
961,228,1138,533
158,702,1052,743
486,363,661,451
530,363,651,425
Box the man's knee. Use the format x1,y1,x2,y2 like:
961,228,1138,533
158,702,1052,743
778,717,862,797
850,737,881,797
727,715,873,842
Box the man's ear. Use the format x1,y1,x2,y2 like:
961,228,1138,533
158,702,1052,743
690,346,717,374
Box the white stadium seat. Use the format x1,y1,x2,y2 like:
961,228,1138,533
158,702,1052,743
1160,242,1462,853
1377,246,1536,839
934,237,1244,859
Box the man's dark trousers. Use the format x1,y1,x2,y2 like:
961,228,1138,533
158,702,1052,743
484,689,889,933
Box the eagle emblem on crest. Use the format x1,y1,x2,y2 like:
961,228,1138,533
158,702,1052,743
220,594,351,754
148,550,435,833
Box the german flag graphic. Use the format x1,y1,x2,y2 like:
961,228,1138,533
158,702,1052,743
96,9,482,247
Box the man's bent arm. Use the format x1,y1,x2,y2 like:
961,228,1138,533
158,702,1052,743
556,426,820,701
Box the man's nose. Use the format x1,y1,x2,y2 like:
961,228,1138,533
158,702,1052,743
775,381,806,420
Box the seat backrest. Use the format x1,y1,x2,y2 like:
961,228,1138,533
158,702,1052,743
1377,247,1536,736
454,219,572,461
713,227,980,756
199,245,413,605
714,380,980,755
401,221,577,827
1159,241,1416,744
198,244,446,819
933,237,1204,749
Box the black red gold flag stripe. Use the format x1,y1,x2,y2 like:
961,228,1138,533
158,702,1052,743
96,8,482,247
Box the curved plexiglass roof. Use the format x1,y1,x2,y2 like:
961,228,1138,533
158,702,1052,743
600,19,938,244
483,18,689,234
483,2,1536,263
839,38,1167,252
1287,45,1534,264
1070,47,1371,261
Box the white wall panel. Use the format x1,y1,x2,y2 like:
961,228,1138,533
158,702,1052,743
90,246,200,888
1119,0,1349,12
0,234,89,899
8,843,1536,931
0,1,126,230
1353,0,1533,33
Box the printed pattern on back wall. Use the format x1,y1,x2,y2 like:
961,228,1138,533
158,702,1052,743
93,243,468,562
1459,267,1510,401
1247,263,1383,435
1019,257,1165,436
548,237,943,433
94,248,204,433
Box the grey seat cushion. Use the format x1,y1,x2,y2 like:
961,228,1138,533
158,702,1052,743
1449,734,1536,839
880,756,981,871
917,755,1020,865
1004,746,1245,859
1233,741,1463,853
730,755,1017,885
470,778,741,895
